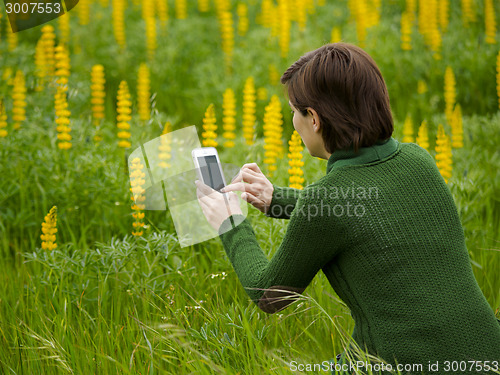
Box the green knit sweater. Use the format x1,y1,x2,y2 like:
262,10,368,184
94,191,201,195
218,137,500,373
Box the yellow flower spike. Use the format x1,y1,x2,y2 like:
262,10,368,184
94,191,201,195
137,63,151,121
257,87,268,101
0,102,7,138
405,0,416,24
198,0,209,13
58,12,70,46
438,0,449,33
269,64,280,86
202,104,218,147
278,0,291,58
222,88,236,148
485,0,497,44
416,120,429,151
175,0,187,19
34,38,47,91
444,66,456,125
451,105,463,149
400,11,412,51
263,95,284,177
461,0,476,27
219,10,234,70
55,44,71,92
77,0,90,25
55,86,72,150
156,0,169,29
41,25,56,78
145,16,157,60
242,77,257,145
237,3,249,37
159,122,172,168
117,80,132,148
7,27,18,52
129,158,146,237
288,130,305,190
259,0,273,28
12,70,27,130
113,0,127,49
417,80,427,95
330,26,342,44
435,124,452,183
91,65,106,131
41,206,58,251
402,115,414,143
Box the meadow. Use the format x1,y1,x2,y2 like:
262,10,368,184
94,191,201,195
0,0,499,373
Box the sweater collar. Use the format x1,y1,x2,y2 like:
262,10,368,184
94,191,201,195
326,137,399,174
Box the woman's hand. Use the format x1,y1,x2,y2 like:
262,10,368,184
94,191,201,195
221,163,274,214
196,180,243,231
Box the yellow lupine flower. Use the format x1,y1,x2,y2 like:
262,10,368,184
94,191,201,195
417,80,428,94
130,158,146,236
175,0,187,19
77,0,90,25
0,101,7,138
402,115,414,143
416,120,429,151
198,0,209,13
156,0,169,29
58,12,70,46
55,86,72,150
237,3,249,37
7,27,18,52
113,0,126,48
117,80,132,148
259,0,273,28
145,16,157,60
438,0,449,33
288,130,304,189
12,70,27,130
435,124,452,183
91,64,106,129
242,77,256,145
41,206,58,251
444,66,456,125
54,45,71,92
222,88,236,148
400,11,412,51
41,25,56,78
330,26,341,44
263,95,283,177
296,0,307,31
450,104,463,148
461,0,476,27
159,122,172,168
137,63,151,121
219,10,234,69
34,38,46,91
485,0,497,44
257,87,268,101
269,64,280,86
278,0,291,58
202,103,218,147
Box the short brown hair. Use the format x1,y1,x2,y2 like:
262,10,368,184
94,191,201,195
281,43,393,153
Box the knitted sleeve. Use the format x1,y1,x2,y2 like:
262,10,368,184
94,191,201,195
265,185,301,219
218,188,339,314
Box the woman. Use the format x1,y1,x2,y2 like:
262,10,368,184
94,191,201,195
195,43,500,374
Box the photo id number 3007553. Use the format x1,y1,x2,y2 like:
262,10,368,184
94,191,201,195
5,2,62,14
442,361,498,372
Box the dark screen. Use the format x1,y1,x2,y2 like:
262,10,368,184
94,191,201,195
198,155,225,191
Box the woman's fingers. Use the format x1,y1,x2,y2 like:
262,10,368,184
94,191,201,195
242,191,266,212
241,163,262,174
223,182,253,194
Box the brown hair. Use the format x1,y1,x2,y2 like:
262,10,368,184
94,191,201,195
280,43,393,153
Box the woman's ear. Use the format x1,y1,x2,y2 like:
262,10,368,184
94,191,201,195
308,107,321,133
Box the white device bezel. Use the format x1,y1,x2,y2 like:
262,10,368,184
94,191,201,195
192,147,227,190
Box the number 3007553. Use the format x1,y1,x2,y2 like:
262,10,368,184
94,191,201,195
6,2,62,14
